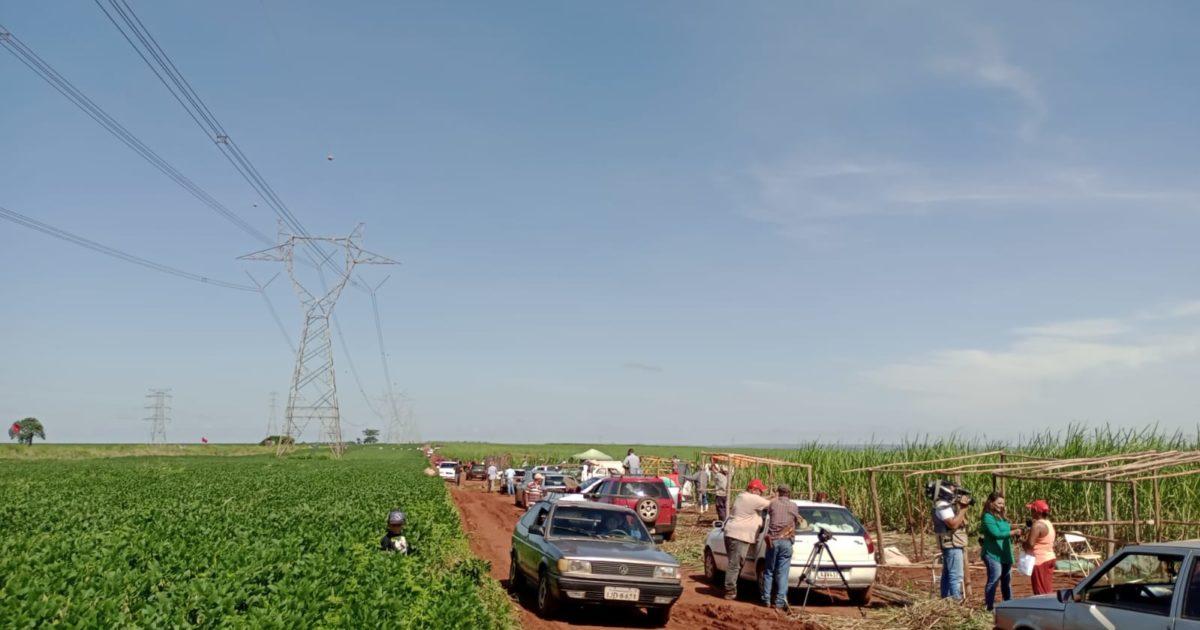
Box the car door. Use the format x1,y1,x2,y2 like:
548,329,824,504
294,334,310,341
1063,550,1185,630
1175,553,1200,630
516,504,549,576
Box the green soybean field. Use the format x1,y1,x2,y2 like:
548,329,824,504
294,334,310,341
0,446,513,628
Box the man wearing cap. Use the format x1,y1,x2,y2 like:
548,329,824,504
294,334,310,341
1022,499,1056,595
525,473,546,505
380,509,409,553
721,479,771,600
761,484,808,609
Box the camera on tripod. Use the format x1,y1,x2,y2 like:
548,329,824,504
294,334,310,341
816,527,834,543
924,479,975,507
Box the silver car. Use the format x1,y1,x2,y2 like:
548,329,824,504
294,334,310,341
994,541,1200,629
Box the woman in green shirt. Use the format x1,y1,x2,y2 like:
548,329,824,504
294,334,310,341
980,492,1020,610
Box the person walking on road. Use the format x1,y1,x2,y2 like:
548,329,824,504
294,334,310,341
761,484,807,610
981,492,1019,611
1023,499,1056,595
623,449,642,475
722,479,771,600
713,465,730,521
486,463,498,492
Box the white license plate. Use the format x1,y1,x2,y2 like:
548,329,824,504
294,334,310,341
603,586,640,601
816,570,842,580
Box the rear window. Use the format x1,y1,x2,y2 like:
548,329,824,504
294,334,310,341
619,481,667,499
798,507,865,535
439,463,457,468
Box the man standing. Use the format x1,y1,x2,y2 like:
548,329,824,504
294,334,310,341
722,479,771,600
525,473,546,505
670,455,681,474
932,482,972,600
486,462,498,492
623,448,641,475
761,484,807,610
713,465,730,521
684,464,711,514
504,465,516,495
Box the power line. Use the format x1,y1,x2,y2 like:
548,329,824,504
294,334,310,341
0,204,256,292
0,24,272,246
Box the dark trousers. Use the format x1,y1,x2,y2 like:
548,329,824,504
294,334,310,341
716,495,728,521
724,538,750,594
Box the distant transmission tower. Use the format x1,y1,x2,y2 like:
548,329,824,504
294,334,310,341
144,388,171,444
240,225,396,457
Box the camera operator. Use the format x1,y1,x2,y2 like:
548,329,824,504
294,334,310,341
932,482,972,600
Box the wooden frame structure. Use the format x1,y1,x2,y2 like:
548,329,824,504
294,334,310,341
703,452,815,500
847,450,1200,569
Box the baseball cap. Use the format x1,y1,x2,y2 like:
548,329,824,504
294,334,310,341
1026,499,1050,513
388,510,407,525
747,478,768,493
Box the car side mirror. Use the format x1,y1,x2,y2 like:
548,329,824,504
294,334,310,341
1055,588,1075,603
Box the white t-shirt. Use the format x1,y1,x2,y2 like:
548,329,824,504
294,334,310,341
624,454,641,472
487,465,498,479
504,468,515,479
935,500,955,523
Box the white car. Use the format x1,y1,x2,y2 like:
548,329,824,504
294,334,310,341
702,499,876,605
437,461,459,480
994,542,1200,630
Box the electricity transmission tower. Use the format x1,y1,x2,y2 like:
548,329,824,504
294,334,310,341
144,388,171,444
240,225,396,457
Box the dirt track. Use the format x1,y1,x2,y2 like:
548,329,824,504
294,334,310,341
449,482,842,629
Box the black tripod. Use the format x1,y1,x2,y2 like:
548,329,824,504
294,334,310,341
795,528,859,611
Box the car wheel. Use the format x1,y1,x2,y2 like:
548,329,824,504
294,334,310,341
636,498,659,524
848,585,873,606
537,572,560,618
507,552,522,593
647,605,672,627
703,548,716,582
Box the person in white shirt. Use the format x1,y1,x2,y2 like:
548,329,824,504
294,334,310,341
504,467,516,494
623,449,641,475
486,464,498,492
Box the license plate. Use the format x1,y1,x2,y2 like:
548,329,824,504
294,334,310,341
816,570,842,580
604,586,640,601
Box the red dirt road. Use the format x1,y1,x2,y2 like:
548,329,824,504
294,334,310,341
449,483,836,629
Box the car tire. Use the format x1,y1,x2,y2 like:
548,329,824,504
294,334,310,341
662,530,674,542
703,548,717,583
647,605,672,627
507,552,522,593
536,571,560,619
848,585,872,606
636,498,659,524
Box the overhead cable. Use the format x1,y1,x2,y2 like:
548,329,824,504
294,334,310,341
0,204,256,292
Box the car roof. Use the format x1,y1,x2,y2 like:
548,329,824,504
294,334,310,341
438,461,458,465
1123,541,1200,551
791,500,851,509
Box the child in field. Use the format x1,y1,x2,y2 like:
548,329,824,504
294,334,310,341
380,509,409,554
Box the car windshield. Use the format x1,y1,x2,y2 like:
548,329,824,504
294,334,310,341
619,481,666,498
543,476,567,487
548,505,652,542
798,507,865,535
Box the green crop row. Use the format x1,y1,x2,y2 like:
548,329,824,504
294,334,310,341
0,445,514,628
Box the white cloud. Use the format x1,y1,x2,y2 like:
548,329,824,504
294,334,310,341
934,36,1047,141
868,303,1200,411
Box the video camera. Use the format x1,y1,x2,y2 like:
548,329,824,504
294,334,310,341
924,479,975,507
816,527,834,543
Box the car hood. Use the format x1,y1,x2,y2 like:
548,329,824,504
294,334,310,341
550,538,677,564
995,594,1064,613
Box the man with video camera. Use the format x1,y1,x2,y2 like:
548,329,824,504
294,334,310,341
930,480,973,600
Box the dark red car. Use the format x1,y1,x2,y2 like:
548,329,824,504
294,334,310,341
586,476,677,541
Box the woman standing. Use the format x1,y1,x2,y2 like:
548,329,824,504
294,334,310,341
1022,499,1056,595
980,492,1018,610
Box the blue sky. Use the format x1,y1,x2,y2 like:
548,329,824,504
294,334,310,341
3,2,1199,444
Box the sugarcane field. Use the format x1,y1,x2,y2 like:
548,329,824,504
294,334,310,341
5,2,1199,629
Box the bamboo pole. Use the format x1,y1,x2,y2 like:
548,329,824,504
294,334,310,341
807,466,815,500
1104,480,1115,557
1131,481,1141,544
870,470,885,565
904,476,919,562
1153,477,1163,543
998,452,1007,494
916,477,927,561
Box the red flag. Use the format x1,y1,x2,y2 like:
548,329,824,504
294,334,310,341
201,437,208,444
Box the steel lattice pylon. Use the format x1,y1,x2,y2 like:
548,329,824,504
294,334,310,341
240,225,396,457
144,388,171,444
